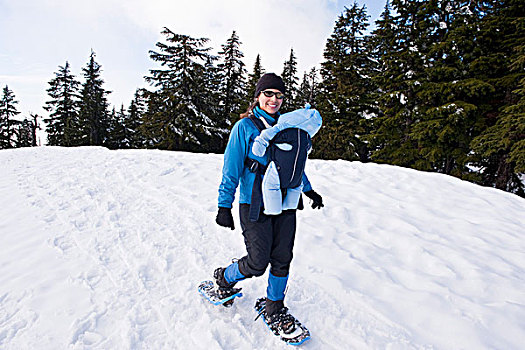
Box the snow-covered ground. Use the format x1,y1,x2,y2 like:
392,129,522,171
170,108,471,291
1,147,524,349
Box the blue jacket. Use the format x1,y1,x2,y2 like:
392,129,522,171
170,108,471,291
218,107,313,208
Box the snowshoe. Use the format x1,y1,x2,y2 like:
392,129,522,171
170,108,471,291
254,297,310,345
198,280,242,307
198,268,242,307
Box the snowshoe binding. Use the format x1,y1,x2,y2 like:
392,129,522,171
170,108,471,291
198,268,242,307
254,297,310,345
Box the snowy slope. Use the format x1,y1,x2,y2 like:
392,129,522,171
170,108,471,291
0,147,524,350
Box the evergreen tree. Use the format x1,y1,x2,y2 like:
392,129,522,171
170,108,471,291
0,85,21,149
137,89,164,148
126,89,148,148
368,0,482,175
43,61,80,146
367,1,409,165
366,0,523,196
117,105,131,149
76,51,111,146
240,54,265,114
14,118,35,148
297,67,319,108
471,74,525,196
469,0,525,194
203,55,222,120
281,48,301,110
505,46,525,176
314,3,374,161
408,0,489,177
145,27,223,152
30,113,40,146
217,31,247,126
106,105,128,149
367,0,429,168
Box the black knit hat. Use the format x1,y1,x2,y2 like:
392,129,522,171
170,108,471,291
254,73,286,98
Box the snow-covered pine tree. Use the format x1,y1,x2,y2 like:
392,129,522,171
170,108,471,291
125,89,148,148
105,105,128,149
14,118,35,148
367,1,409,166
240,54,265,114
471,0,525,196
116,105,130,149
30,113,40,146
136,89,164,148
401,0,483,177
472,73,525,197
217,31,247,127
297,67,319,108
0,85,21,149
76,51,111,146
367,0,431,168
281,48,301,111
145,27,223,152
367,0,523,197
43,61,80,146
400,0,498,179
314,3,374,161
203,55,231,151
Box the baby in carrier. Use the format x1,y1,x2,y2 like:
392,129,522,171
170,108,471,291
252,104,322,215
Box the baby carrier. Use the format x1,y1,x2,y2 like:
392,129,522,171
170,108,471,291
246,115,312,222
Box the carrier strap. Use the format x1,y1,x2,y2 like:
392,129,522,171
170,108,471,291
248,115,266,132
247,115,268,222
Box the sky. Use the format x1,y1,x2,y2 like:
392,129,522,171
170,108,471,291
0,0,386,127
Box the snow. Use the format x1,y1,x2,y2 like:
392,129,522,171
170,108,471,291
1,146,524,349
359,111,377,120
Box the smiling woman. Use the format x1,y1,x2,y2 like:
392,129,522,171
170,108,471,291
208,72,324,344
254,73,286,115
258,89,285,115
240,73,286,119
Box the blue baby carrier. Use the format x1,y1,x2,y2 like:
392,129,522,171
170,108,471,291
246,115,311,221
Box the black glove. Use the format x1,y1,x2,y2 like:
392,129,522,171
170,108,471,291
216,207,235,230
304,190,324,209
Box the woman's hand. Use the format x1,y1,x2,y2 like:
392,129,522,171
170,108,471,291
216,207,235,230
304,190,324,209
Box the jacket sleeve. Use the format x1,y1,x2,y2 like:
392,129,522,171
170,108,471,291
302,173,313,192
218,121,249,208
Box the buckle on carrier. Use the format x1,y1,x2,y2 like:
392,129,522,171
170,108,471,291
245,157,265,173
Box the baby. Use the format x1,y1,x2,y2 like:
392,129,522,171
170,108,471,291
252,104,322,215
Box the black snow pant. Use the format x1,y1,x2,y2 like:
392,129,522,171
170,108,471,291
237,204,297,279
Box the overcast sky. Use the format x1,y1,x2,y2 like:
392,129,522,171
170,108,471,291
1,0,386,122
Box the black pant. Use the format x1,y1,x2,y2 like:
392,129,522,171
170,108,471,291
237,204,297,278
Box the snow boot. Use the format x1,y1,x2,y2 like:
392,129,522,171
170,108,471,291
213,267,240,300
254,298,304,338
265,298,285,318
254,297,310,344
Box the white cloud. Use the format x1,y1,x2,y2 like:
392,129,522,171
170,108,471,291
0,0,386,118
121,0,339,73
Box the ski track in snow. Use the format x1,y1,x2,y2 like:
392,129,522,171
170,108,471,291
1,146,524,349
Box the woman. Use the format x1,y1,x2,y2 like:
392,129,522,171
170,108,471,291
214,73,324,335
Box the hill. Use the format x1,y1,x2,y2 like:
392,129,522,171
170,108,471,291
1,147,524,349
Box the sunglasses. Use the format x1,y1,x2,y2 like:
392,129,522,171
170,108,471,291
261,90,285,99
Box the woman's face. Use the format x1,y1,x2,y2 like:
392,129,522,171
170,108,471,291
257,89,284,115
